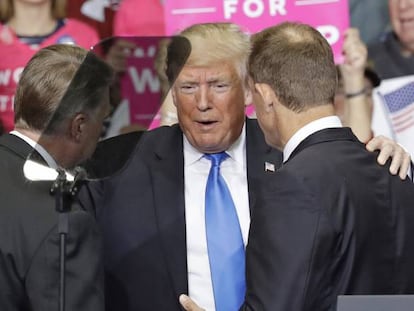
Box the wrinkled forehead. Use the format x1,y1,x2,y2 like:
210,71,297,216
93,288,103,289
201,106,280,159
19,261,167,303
186,48,241,68
176,62,240,82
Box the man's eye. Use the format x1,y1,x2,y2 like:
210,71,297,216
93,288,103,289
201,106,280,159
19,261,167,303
213,83,230,92
180,85,196,93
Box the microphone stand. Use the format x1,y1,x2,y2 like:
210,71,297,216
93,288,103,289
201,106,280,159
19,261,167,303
50,168,85,311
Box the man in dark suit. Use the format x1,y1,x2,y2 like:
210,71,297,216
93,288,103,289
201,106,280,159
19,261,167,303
239,22,414,310
0,44,113,311
81,23,412,311
82,22,282,311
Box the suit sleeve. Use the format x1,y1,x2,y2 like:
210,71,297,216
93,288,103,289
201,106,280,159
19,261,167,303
242,170,330,311
25,209,104,311
78,179,106,218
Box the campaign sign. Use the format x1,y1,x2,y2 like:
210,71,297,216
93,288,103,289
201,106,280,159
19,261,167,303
118,37,163,128
164,0,349,64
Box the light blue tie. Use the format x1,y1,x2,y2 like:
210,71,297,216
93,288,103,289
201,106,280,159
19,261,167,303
204,152,245,311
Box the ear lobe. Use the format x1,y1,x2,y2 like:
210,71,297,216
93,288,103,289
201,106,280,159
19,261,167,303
70,113,87,141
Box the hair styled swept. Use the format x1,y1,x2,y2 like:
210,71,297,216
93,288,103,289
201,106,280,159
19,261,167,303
166,22,251,88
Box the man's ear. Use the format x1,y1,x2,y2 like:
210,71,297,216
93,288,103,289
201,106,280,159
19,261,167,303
244,76,254,106
70,113,87,142
171,87,178,108
255,83,275,112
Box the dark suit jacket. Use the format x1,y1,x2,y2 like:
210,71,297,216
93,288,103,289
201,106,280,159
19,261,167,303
0,134,104,311
80,119,282,311
242,127,414,311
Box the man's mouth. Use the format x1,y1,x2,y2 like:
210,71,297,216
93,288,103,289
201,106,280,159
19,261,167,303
198,120,216,125
401,18,414,27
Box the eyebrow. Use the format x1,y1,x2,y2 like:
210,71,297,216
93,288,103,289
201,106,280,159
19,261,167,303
177,80,199,84
206,77,231,83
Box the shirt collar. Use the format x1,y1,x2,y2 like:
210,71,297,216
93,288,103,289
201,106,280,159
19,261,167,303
283,116,342,162
10,130,59,169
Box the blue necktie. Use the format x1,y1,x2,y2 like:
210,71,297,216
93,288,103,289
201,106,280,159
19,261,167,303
204,152,245,311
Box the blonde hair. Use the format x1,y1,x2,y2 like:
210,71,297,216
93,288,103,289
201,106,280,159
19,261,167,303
168,23,251,86
0,0,66,22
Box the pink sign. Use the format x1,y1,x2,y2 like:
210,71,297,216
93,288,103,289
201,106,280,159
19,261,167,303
164,0,349,63
117,37,164,128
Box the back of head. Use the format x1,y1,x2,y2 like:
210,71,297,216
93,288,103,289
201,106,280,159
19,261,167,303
249,22,337,112
14,44,113,135
166,22,251,86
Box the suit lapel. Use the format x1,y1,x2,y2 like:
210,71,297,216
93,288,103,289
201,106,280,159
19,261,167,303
287,127,359,162
245,119,283,215
148,125,188,296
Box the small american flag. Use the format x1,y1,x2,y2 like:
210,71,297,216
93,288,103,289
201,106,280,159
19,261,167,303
265,162,275,172
382,82,414,134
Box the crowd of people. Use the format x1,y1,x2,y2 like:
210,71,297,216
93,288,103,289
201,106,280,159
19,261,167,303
1,1,414,311
0,0,99,134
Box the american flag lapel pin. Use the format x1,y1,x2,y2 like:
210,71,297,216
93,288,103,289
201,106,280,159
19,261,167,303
265,161,275,172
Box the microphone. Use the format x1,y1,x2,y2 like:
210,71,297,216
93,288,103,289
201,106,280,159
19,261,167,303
24,160,87,197
68,166,88,196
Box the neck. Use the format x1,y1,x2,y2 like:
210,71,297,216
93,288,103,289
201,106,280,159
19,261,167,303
400,45,414,57
394,33,414,57
15,127,41,142
8,1,56,36
16,127,74,169
278,104,336,149
39,136,75,169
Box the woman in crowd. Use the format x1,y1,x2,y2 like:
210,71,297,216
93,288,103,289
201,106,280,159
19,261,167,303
0,0,100,133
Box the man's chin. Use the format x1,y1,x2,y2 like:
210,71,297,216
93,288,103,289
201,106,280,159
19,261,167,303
192,139,230,154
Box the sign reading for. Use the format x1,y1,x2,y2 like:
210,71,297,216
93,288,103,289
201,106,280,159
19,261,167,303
165,0,349,64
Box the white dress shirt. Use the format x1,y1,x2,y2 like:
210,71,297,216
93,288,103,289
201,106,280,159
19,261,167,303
283,116,342,163
282,117,413,179
10,130,58,168
184,124,250,311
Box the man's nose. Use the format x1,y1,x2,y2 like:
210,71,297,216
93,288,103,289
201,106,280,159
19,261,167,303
195,85,211,111
399,0,409,10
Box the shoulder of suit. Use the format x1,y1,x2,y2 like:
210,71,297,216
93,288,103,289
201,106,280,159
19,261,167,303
0,134,33,159
131,124,182,159
141,124,181,143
